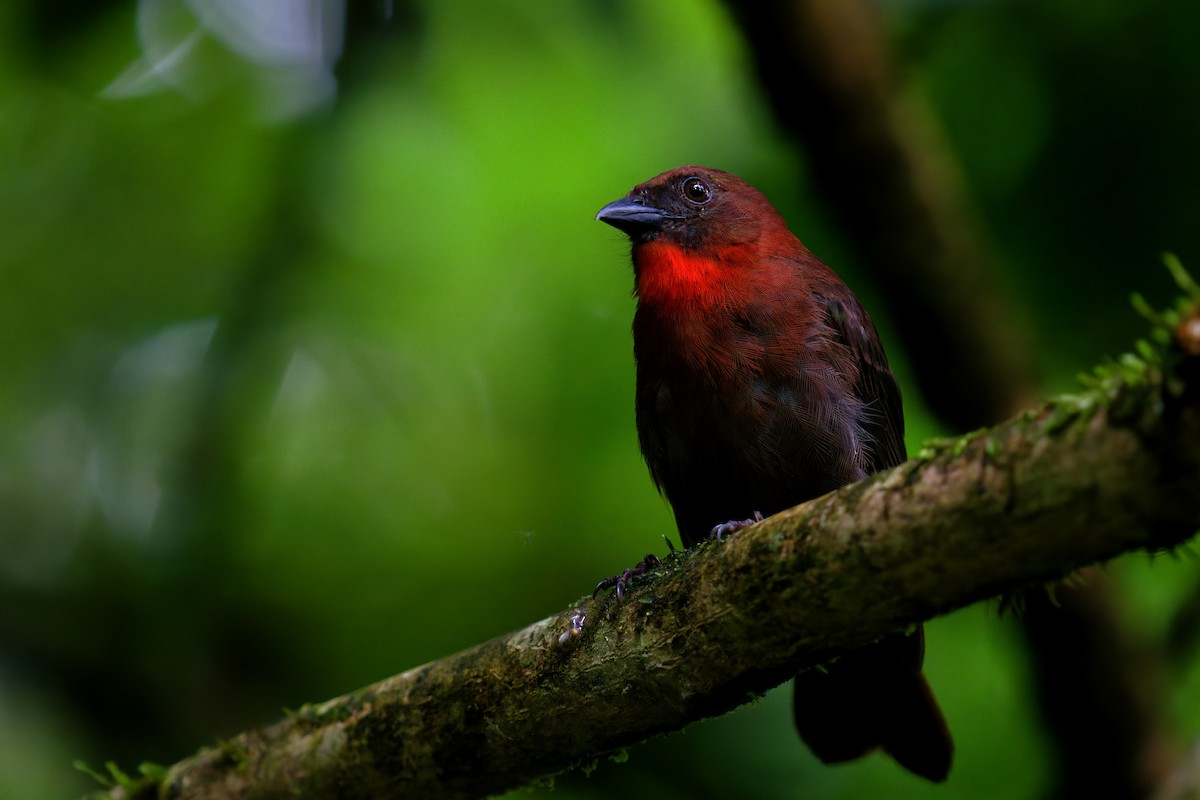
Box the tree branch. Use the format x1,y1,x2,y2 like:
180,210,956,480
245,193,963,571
99,309,1200,800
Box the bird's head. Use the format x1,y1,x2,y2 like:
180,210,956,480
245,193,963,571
596,166,800,306
596,166,788,252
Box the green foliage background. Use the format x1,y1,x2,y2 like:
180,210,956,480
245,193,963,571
1,1,1198,797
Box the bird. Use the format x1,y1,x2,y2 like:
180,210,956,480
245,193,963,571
594,165,953,782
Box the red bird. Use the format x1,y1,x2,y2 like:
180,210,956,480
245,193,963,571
596,166,953,782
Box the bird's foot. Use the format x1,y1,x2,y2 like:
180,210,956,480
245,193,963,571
593,553,663,601
570,540,679,645
710,510,764,541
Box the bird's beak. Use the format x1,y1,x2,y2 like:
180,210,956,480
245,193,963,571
596,195,669,236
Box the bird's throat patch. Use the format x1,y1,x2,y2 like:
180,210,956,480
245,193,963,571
634,241,727,308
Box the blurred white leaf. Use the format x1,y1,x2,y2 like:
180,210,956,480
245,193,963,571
102,0,346,121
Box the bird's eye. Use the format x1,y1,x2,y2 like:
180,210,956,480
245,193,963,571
682,177,712,205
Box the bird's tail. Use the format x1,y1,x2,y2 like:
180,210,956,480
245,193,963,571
792,627,953,782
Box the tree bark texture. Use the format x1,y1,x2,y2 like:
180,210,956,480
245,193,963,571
127,324,1200,800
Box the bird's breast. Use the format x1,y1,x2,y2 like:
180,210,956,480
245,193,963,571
634,307,870,510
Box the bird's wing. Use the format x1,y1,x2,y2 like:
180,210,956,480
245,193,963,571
822,290,907,471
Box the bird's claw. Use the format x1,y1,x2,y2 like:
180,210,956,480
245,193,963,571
710,510,764,541
593,553,663,601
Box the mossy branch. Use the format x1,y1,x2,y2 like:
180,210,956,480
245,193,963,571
93,295,1200,800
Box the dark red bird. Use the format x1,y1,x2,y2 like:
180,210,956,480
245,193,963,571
596,166,953,782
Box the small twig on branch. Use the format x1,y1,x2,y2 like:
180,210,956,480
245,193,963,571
91,304,1200,800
